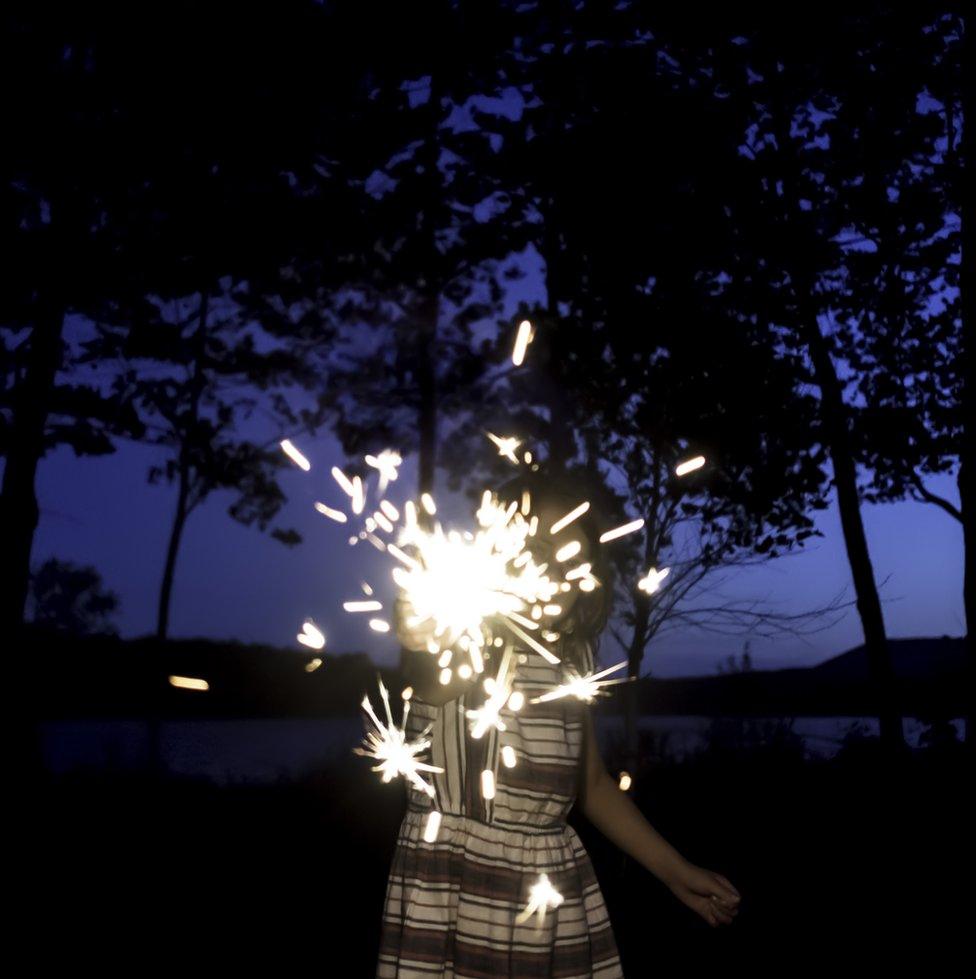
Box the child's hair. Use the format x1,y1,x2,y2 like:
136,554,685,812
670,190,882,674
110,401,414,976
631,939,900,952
495,467,614,674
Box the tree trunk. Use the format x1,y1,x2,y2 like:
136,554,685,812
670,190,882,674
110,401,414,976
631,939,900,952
0,299,65,633
2,297,65,790
959,14,974,755
156,465,191,641
804,318,906,756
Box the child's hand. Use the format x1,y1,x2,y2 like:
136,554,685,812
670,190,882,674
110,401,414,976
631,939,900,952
663,860,741,927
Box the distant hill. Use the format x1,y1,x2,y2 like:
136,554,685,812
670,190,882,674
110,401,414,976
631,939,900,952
623,637,966,717
22,625,967,719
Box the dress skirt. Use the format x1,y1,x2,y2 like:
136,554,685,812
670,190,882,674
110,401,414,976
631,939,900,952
376,642,624,978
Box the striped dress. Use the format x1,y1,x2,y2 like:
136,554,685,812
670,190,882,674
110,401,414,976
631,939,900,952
376,640,625,978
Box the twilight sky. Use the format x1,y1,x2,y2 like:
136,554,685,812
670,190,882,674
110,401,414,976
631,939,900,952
24,250,965,678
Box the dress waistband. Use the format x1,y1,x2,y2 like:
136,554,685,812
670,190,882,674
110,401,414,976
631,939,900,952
405,803,568,837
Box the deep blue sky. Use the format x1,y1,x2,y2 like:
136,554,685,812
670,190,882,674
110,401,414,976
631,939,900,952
24,247,965,678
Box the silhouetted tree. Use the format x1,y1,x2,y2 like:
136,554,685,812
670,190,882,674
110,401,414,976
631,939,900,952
27,556,119,636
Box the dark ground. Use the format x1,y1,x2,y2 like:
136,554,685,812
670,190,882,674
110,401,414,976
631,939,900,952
23,723,969,975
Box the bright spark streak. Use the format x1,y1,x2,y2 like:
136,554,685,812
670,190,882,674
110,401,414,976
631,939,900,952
373,511,394,533
331,466,356,496
507,691,524,711
354,677,443,796
512,319,533,366
599,518,645,543
297,620,326,649
504,618,561,664
380,500,400,521
619,772,632,791
481,769,496,799
169,675,209,691
305,658,322,672
421,493,437,516
549,501,590,535
343,600,383,613
351,475,365,515
487,432,521,464
529,661,630,704
280,439,311,471
675,455,706,476
314,501,348,523
501,745,517,768
638,566,670,594
555,540,581,562
369,619,391,633
423,810,442,842
516,873,564,928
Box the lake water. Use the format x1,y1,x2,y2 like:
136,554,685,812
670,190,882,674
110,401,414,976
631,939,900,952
38,714,964,786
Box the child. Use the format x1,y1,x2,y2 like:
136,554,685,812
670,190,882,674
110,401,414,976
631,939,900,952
376,473,741,977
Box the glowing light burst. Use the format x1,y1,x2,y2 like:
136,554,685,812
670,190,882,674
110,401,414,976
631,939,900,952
366,449,403,494
486,432,522,464
353,677,444,797
389,493,573,670
516,873,564,928
512,319,534,366
529,660,630,705
638,566,670,594
297,619,326,650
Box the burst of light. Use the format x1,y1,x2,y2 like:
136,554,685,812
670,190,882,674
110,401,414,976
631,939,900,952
516,873,564,928
314,501,348,523
487,432,522,464
618,772,632,791
365,449,403,493
297,620,326,649
501,745,517,768
675,455,706,477
353,677,444,796
549,501,590,535
280,439,311,471
169,675,209,691
512,319,533,366
638,566,670,594
529,661,630,705
599,518,645,543
389,494,570,671
343,600,383,613
369,619,391,633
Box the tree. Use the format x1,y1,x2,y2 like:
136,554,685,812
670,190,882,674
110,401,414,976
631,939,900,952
27,557,120,636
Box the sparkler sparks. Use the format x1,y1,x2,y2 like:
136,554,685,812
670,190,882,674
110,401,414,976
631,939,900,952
675,454,706,477
354,677,444,797
280,438,311,471
297,620,326,650
516,873,564,928
465,646,517,739
598,518,645,543
512,319,533,366
314,501,348,523
365,449,403,494
638,566,670,594
549,501,590,535
529,661,630,705
487,432,522,464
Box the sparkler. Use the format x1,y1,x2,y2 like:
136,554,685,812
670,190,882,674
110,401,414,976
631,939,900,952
515,873,564,928
354,677,444,797
487,432,522,464
528,660,630,705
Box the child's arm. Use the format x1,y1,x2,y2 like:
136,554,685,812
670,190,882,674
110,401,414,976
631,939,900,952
576,709,741,925
576,709,687,886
